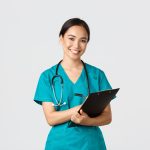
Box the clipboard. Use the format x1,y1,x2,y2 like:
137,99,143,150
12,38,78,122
68,88,120,127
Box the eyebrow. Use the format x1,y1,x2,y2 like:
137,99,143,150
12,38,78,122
67,34,88,40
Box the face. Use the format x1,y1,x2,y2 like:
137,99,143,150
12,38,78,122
60,25,88,60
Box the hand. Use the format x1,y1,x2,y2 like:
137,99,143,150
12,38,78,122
71,109,90,125
71,105,82,114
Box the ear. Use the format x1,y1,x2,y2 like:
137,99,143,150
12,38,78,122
59,35,63,44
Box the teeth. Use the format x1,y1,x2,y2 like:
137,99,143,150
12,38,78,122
70,49,80,54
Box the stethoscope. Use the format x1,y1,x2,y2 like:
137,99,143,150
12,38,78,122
51,60,90,107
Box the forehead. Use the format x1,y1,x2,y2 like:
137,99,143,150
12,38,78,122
65,25,88,38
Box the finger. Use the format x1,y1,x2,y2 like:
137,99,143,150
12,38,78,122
71,115,76,122
75,112,81,118
71,115,80,123
80,109,83,115
71,118,74,122
80,110,88,117
71,115,74,121
80,109,86,115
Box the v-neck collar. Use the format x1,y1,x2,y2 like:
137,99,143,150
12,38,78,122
59,63,84,85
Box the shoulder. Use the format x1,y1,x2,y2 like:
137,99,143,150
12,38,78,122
85,62,105,75
39,64,57,78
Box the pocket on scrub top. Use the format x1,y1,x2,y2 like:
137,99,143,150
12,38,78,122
69,95,86,108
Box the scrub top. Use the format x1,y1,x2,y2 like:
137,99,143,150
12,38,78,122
33,62,113,150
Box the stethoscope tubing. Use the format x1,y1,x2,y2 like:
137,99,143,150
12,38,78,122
51,60,90,107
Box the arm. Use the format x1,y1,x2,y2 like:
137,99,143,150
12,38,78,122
42,102,81,126
87,104,112,126
71,104,112,126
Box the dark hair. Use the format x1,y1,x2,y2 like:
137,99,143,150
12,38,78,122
59,18,90,42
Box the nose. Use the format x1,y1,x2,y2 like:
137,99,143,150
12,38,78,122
73,40,80,49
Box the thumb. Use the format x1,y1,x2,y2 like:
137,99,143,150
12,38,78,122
80,109,87,116
80,109,83,115
80,109,86,116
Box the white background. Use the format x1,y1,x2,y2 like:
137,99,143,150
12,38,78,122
1,0,150,149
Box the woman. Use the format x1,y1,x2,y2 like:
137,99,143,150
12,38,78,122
33,18,113,150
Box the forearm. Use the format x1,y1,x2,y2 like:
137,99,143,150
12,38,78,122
84,113,112,126
47,108,75,126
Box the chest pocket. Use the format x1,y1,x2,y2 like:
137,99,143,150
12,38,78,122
69,96,84,108
67,82,88,108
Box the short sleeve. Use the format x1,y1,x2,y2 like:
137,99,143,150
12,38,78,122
99,70,116,100
33,71,53,105
99,70,112,91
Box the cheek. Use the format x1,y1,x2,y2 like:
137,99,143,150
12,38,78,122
64,39,73,47
81,44,87,50
66,42,72,47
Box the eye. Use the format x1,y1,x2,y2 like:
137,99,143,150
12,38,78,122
81,39,87,43
69,38,74,41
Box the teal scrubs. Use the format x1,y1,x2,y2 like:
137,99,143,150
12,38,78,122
33,63,113,150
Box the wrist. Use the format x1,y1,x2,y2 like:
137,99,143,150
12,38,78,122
68,107,76,116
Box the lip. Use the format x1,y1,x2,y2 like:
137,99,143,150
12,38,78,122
69,49,81,52
70,49,81,54
70,48,80,51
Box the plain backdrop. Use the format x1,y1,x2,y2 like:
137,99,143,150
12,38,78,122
1,0,150,149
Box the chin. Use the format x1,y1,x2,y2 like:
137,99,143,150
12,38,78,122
70,56,81,61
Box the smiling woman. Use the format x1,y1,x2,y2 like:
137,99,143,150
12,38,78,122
33,18,114,150
60,25,87,60
59,20,89,61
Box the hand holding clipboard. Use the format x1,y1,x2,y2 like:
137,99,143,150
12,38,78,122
68,88,120,127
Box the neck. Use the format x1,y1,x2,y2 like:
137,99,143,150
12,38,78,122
61,56,82,69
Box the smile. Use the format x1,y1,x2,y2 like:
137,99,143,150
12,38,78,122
70,49,81,54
